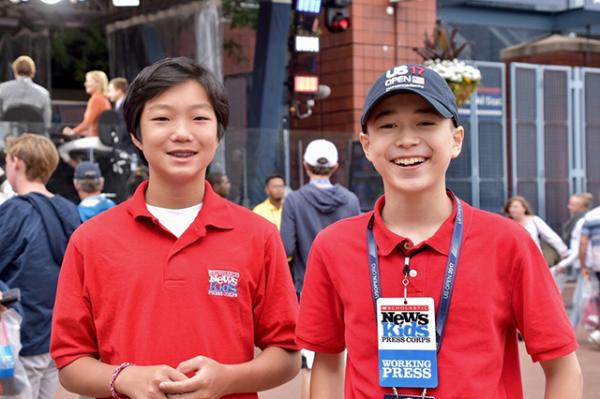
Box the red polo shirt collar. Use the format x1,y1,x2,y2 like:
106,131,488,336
126,180,235,231
372,191,459,256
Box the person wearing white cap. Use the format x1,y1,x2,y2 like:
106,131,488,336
281,138,360,296
280,138,360,390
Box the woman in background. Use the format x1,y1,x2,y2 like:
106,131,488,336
62,71,111,137
504,195,568,289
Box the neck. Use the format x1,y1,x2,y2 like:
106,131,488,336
514,214,531,224
309,175,332,188
79,191,101,200
15,179,52,197
309,174,330,182
380,185,453,244
145,175,206,208
268,197,282,209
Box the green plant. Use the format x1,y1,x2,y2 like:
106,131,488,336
414,23,470,61
50,26,108,90
222,0,259,29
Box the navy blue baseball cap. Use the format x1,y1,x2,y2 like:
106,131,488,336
74,161,102,180
360,64,459,133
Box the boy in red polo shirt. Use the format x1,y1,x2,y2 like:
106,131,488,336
51,57,300,398
296,64,582,398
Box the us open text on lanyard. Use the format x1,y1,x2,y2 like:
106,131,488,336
367,196,464,399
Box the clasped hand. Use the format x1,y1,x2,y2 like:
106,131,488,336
116,356,232,399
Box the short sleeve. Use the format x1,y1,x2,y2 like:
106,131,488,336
50,237,99,369
296,239,346,353
510,237,577,362
252,228,299,351
581,215,592,237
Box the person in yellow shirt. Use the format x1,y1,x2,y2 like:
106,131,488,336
253,174,286,229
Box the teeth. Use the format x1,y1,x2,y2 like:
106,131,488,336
393,157,425,166
170,151,195,157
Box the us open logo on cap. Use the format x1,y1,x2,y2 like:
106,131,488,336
208,270,240,298
385,65,426,89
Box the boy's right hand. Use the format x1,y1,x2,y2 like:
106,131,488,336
114,365,188,399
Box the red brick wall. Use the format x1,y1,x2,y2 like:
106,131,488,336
222,1,437,138
293,0,437,137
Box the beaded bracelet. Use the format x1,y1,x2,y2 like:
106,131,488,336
110,362,134,399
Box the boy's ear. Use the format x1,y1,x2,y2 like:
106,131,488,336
130,132,142,151
359,133,372,162
451,125,465,159
13,156,25,172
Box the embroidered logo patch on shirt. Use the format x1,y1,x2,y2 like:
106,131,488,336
208,270,240,298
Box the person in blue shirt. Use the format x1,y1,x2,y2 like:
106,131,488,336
73,161,116,222
0,133,80,399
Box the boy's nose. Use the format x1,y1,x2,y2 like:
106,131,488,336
171,122,193,141
394,130,420,147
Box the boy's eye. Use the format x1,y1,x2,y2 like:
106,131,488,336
417,120,436,126
193,115,210,121
378,122,397,129
151,116,169,122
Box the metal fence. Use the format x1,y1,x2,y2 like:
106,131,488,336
510,63,600,230
448,61,508,214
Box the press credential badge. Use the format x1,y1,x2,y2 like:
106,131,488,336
377,297,438,389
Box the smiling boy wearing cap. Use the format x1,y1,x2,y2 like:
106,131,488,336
296,65,582,398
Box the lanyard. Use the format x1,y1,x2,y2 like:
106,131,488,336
367,196,464,353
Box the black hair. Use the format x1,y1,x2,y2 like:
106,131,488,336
265,174,285,186
126,165,149,197
206,172,226,187
123,57,230,142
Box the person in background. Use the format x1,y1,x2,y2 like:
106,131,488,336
553,192,594,327
62,71,111,137
106,77,128,113
578,197,600,346
0,134,80,399
253,174,286,229
0,55,51,128
281,139,361,298
73,161,115,222
0,165,15,205
206,171,231,199
563,193,592,245
503,195,568,289
280,139,360,398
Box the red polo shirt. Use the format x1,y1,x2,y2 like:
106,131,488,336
296,194,576,399
51,182,298,398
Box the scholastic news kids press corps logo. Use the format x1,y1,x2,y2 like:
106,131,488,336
208,270,240,298
379,304,433,381
380,304,431,344
384,65,426,92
